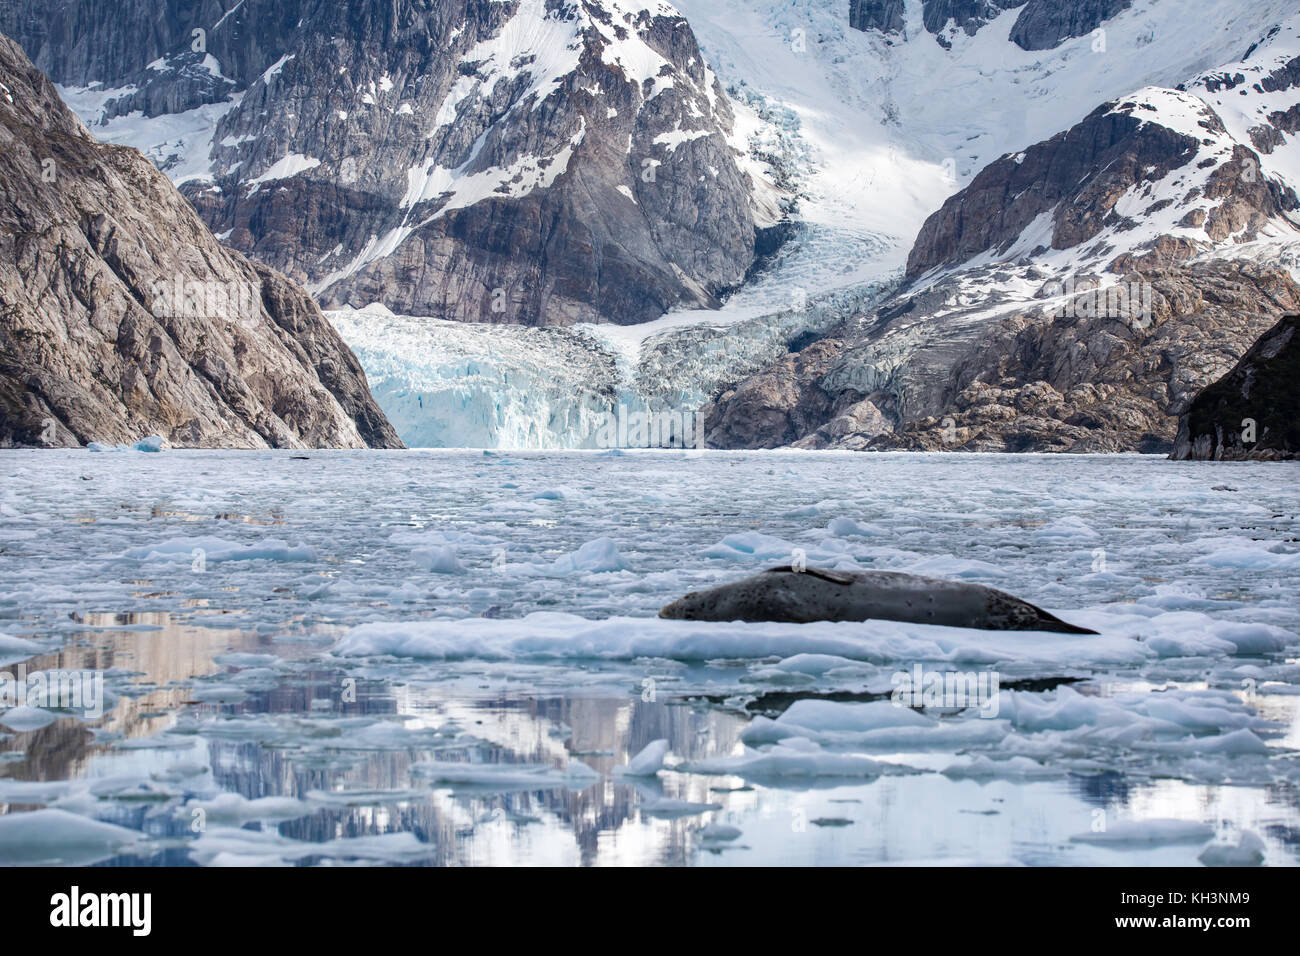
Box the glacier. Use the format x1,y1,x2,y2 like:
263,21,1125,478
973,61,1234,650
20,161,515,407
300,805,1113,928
323,0,1300,448
328,262,898,448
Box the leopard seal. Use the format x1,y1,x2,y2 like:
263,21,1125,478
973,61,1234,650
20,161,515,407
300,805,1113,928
658,566,1098,634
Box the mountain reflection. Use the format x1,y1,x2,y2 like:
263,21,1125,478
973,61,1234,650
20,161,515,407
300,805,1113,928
3,610,1299,866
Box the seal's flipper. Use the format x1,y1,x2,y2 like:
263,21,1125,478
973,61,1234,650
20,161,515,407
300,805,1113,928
1033,608,1099,635
763,566,856,585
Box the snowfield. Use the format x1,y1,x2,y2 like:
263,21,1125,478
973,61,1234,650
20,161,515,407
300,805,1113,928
0,449,1297,866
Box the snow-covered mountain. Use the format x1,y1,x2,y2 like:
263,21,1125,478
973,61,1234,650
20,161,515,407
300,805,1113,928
705,4,1300,452
11,0,778,325
12,0,1300,449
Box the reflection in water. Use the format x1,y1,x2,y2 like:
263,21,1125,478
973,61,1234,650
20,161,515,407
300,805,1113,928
2,613,1298,866
2,450,1299,866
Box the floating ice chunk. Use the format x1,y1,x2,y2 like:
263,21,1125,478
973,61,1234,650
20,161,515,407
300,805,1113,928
681,743,888,779
564,761,601,784
417,545,466,574
700,823,742,842
770,653,873,676
314,719,460,751
1069,819,1215,846
942,755,1061,779
412,760,596,791
388,528,501,547
1034,517,1098,541
87,436,164,452
189,826,435,866
997,686,1130,733
614,739,669,777
203,851,291,867
826,517,884,538
1132,612,1294,658
1140,695,1269,735
188,684,249,704
1191,545,1300,571
1141,585,1231,612
530,537,631,575
901,555,1007,579
303,788,430,808
0,809,144,865
89,777,181,803
333,612,1144,666
1198,831,1266,867
212,652,280,668
0,634,43,663
702,531,807,562
0,778,73,804
1208,623,1296,656
113,734,197,750
995,686,1276,754
640,796,722,818
743,666,817,686
180,793,316,824
117,536,316,563
777,700,933,733
149,762,213,785
1138,729,1272,756
741,711,1008,750
0,705,57,732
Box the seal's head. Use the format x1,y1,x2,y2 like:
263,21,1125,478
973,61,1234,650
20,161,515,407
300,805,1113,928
658,592,704,619
657,578,770,622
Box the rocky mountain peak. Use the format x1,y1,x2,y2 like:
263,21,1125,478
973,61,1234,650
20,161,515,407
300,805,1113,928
906,88,1300,282
10,0,771,326
0,30,401,448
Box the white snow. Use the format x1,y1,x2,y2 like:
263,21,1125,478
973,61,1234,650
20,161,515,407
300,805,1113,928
259,53,294,86
245,152,321,194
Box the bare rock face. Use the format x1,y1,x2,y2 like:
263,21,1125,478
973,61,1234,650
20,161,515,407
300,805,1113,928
8,1,765,326
1172,313,1300,461
1007,0,1130,52
922,1,1025,39
705,261,1300,454
0,32,402,449
848,1,906,37
702,339,846,450
849,0,1129,53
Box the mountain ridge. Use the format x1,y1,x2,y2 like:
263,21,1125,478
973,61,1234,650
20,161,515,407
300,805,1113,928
0,31,402,449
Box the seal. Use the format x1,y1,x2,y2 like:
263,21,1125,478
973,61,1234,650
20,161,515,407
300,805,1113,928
658,566,1098,634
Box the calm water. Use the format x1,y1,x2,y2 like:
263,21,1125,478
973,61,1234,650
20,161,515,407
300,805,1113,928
1,450,1298,865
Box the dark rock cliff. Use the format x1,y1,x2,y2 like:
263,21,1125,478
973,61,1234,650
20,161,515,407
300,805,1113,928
7,1,766,326
0,32,402,448
1172,312,1300,461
